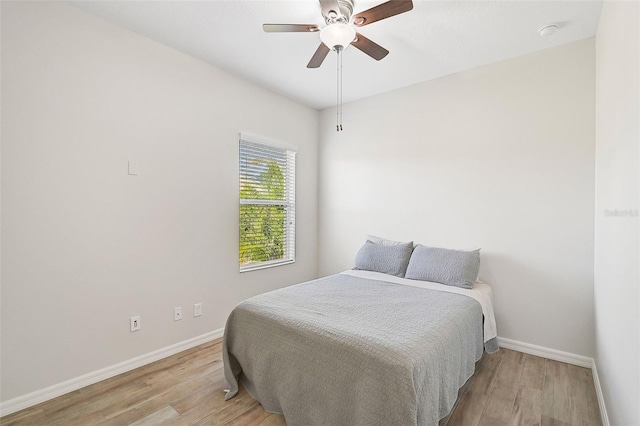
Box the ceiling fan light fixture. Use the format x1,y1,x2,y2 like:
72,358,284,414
320,23,356,49
262,0,414,130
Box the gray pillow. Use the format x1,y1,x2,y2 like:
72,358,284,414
366,235,413,247
405,245,480,289
353,240,414,277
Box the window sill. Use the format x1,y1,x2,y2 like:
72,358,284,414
240,259,295,273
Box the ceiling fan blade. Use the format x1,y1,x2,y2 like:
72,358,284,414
352,0,413,27
351,33,389,60
319,0,343,20
263,24,320,32
307,43,331,68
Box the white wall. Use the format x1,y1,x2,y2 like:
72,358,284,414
594,1,639,424
319,39,596,357
0,2,318,402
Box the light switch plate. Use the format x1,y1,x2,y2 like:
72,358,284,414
128,160,139,176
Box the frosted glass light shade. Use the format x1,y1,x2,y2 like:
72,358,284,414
320,23,356,49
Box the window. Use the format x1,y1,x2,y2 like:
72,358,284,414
239,136,296,271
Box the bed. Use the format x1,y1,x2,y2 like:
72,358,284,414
222,267,498,426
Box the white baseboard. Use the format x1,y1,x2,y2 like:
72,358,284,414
497,336,609,426
497,336,592,367
0,328,224,417
1,331,610,426
590,360,610,426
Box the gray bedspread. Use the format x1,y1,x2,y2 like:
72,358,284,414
223,274,484,426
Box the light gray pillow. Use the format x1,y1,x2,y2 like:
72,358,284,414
405,245,480,289
366,235,413,247
354,240,414,277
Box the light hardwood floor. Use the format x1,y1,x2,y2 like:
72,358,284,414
1,339,601,426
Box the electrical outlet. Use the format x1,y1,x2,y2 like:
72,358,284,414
174,307,183,321
130,316,141,332
194,303,202,317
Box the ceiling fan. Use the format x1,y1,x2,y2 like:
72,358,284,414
263,0,414,68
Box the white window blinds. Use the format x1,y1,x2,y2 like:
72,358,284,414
239,137,296,271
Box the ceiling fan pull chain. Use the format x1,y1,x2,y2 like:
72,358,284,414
339,46,343,131
336,46,343,132
336,46,341,132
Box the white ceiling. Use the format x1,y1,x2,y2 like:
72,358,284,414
67,0,603,110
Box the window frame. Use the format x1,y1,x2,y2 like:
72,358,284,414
239,134,296,272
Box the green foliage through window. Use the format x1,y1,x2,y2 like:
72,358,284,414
239,139,295,270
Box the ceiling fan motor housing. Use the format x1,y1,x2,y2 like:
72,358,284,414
329,0,354,23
